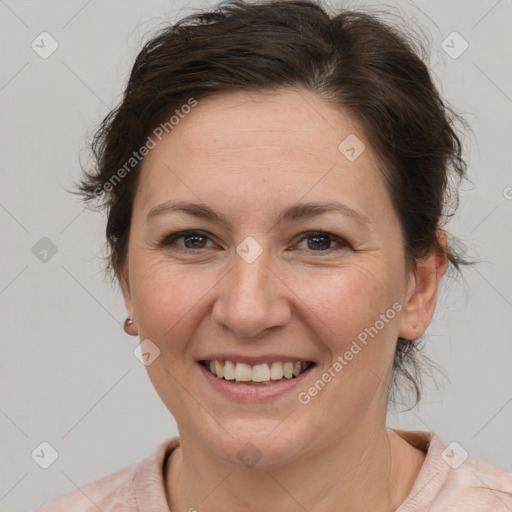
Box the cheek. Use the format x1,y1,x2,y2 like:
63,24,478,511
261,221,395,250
294,264,400,347
129,260,224,415
287,267,402,428
130,256,225,353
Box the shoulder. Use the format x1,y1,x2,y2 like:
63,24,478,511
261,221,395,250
393,429,512,511
35,465,135,512
35,437,180,512
438,452,512,509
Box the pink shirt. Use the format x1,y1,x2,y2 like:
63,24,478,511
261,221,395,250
36,429,512,511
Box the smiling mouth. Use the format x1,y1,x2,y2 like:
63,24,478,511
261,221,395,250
199,360,315,386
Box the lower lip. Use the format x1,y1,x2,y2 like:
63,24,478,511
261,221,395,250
197,362,315,402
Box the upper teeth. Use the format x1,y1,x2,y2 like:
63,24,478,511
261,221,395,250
206,360,311,382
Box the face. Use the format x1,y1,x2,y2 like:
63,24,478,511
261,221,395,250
121,89,440,467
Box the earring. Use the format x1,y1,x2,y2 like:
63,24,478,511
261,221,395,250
123,317,136,335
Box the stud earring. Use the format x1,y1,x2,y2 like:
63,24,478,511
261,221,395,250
123,317,136,335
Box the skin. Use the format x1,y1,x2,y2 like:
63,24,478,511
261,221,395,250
120,88,447,512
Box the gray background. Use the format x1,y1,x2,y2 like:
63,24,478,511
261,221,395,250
0,1,511,510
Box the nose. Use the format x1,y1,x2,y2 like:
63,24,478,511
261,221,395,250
211,246,292,339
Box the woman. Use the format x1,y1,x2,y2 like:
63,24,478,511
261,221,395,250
37,0,512,510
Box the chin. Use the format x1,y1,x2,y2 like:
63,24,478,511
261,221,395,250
200,416,316,469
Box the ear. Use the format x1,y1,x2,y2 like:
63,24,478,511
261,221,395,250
398,231,448,340
119,269,138,336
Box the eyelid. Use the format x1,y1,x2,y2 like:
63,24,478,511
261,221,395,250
160,229,351,253
161,229,217,249
293,231,351,251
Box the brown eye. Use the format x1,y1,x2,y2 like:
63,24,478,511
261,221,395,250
161,230,214,250
295,232,350,253
307,234,332,251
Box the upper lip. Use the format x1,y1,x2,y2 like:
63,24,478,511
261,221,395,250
198,354,316,365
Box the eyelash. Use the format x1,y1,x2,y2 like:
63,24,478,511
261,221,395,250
159,230,350,254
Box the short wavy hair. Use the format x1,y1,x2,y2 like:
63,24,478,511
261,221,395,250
76,0,471,408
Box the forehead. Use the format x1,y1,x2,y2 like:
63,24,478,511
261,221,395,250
158,88,366,159
134,88,388,224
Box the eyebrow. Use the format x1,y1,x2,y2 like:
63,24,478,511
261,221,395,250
146,200,370,227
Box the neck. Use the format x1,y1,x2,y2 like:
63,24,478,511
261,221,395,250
165,423,426,512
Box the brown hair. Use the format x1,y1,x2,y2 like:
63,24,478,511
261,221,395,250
76,0,471,407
